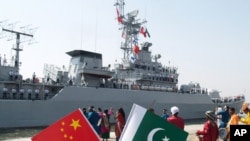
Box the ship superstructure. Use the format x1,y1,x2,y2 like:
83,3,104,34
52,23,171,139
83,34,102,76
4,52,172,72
112,0,183,92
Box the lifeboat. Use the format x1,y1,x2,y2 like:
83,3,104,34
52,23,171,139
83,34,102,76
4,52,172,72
141,85,149,90
167,88,173,92
148,86,155,91
160,87,167,91
155,86,161,91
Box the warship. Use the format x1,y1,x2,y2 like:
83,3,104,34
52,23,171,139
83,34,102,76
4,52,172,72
0,0,245,128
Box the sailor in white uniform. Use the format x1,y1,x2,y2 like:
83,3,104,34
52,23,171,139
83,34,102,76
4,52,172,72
27,88,32,100
19,88,24,99
9,70,13,81
44,88,49,100
11,87,17,99
2,87,8,99
35,88,40,99
14,71,19,80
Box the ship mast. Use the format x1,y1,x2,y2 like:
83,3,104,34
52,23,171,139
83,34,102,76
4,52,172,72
114,0,147,60
2,28,33,72
0,21,35,73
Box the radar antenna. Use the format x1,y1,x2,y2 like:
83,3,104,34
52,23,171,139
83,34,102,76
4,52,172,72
114,0,148,60
0,20,37,73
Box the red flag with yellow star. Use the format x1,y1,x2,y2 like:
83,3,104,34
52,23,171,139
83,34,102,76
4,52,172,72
32,109,100,141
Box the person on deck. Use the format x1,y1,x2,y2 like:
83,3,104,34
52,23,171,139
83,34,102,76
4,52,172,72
167,106,184,130
3,54,7,66
32,72,36,83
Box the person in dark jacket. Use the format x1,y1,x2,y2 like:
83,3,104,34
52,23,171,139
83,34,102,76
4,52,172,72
216,105,230,128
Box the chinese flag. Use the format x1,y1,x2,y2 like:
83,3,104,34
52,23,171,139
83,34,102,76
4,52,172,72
116,8,123,23
32,109,100,141
140,27,147,38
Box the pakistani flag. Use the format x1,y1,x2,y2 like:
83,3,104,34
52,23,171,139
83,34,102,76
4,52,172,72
120,104,188,141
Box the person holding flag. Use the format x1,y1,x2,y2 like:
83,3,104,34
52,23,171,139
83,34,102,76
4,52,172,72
119,104,188,141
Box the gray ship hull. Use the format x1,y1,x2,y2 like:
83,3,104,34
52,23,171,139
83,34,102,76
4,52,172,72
0,86,244,128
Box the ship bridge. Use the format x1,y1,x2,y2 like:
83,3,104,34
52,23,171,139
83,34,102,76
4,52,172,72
66,50,114,87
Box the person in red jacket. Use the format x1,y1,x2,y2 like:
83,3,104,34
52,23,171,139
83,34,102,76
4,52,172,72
167,106,185,130
114,108,125,141
196,110,219,141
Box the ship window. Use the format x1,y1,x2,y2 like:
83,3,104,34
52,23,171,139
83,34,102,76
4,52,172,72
148,66,150,70
153,67,155,71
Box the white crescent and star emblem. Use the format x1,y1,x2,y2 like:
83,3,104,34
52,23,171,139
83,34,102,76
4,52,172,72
147,128,170,141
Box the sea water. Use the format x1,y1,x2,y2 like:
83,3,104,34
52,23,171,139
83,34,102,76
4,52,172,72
0,128,43,141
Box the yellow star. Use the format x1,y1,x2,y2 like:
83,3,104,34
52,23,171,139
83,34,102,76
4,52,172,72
69,136,74,140
70,119,82,131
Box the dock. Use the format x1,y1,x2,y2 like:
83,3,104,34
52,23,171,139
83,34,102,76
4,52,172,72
4,123,223,141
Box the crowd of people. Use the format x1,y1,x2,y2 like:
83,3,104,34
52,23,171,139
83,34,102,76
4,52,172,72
196,102,250,141
83,105,186,141
82,102,250,141
82,106,125,141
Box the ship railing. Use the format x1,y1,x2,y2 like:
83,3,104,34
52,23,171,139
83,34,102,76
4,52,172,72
0,58,17,67
178,87,208,95
0,82,63,100
211,95,245,104
139,85,178,92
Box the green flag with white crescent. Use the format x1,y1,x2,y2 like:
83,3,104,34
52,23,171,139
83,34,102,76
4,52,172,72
120,104,188,141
